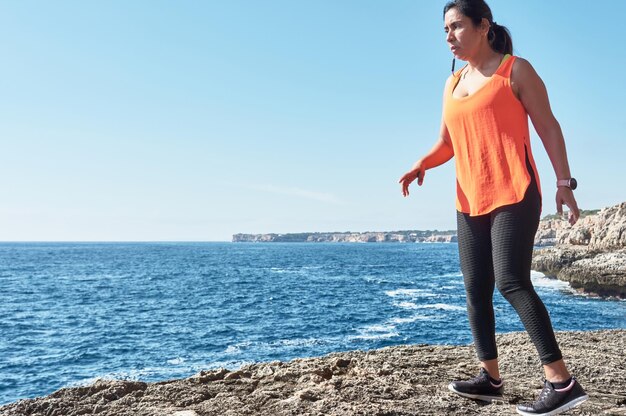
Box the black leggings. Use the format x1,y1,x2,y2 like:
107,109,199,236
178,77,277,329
456,160,562,365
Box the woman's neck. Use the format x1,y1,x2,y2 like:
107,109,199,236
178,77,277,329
465,47,503,75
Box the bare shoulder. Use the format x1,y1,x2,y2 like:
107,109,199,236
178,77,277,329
511,57,541,83
511,57,547,100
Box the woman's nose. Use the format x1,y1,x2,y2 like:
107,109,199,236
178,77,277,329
446,31,454,42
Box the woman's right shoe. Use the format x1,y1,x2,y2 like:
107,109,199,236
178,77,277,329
516,377,588,416
448,367,504,402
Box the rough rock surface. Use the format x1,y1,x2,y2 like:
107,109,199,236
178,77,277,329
2,330,624,416
533,202,626,298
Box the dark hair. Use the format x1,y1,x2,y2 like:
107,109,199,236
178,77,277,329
443,0,513,55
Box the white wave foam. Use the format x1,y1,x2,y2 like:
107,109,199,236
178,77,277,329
417,303,465,311
269,266,322,275
390,314,431,324
224,345,241,354
224,337,328,356
385,288,436,298
434,272,463,279
385,288,420,297
351,323,399,340
300,266,324,270
364,324,395,332
531,271,577,293
224,340,255,354
167,357,185,365
363,276,390,284
351,332,398,340
273,337,321,347
393,301,419,310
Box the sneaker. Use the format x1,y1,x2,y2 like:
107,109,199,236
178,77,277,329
448,368,504,402
516,377,588,416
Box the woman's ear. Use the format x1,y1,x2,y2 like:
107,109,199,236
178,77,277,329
480,17,490,36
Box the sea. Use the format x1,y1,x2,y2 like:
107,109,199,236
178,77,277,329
1,242,624,405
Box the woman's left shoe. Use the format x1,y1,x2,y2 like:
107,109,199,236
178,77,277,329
516,377,588,416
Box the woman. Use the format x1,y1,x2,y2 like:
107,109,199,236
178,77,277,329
398,1,588,415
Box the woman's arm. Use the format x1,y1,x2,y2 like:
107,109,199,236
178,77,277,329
512,58,580,224
422,117,455,170
399,116,454,197
398,79,455,197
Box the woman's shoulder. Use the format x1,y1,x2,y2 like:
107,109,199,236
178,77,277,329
512,55,531,66
511,56,539,81
510,56,546,100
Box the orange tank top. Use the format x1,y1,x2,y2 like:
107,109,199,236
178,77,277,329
443,55,542,216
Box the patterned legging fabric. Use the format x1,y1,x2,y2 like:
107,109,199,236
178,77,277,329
456,156,562,365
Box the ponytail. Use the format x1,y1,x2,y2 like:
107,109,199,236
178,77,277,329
488,22,513,55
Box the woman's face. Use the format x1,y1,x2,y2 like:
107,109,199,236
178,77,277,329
444,7,488,61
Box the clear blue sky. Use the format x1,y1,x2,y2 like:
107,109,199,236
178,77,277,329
1,1,624,241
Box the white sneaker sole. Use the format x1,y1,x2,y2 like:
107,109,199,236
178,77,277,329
516,394,589,416
447,383,503,403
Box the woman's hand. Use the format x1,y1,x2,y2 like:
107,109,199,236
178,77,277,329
556,187,580,225
514,58,580,226
398,161,426,197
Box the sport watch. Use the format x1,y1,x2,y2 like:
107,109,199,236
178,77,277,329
557,178,577,190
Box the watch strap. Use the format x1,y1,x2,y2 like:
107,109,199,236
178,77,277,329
557,178,577,190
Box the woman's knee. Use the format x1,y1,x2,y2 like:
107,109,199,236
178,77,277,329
495,275,533,299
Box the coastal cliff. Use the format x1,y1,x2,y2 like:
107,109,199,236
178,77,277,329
532,202,626,298
2,330,624,416
233,230,458,243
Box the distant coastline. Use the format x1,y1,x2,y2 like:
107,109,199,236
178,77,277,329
231,209,605,245
232,230,458,243
233,202,626,299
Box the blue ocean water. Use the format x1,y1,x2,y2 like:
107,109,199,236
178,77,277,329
0,242,624,405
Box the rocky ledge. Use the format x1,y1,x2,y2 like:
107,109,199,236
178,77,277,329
532,202,626,298
2,330,624,416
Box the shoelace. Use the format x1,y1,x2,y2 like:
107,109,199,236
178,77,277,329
519,381,557,409
538,385,552,401
469,372,489,385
